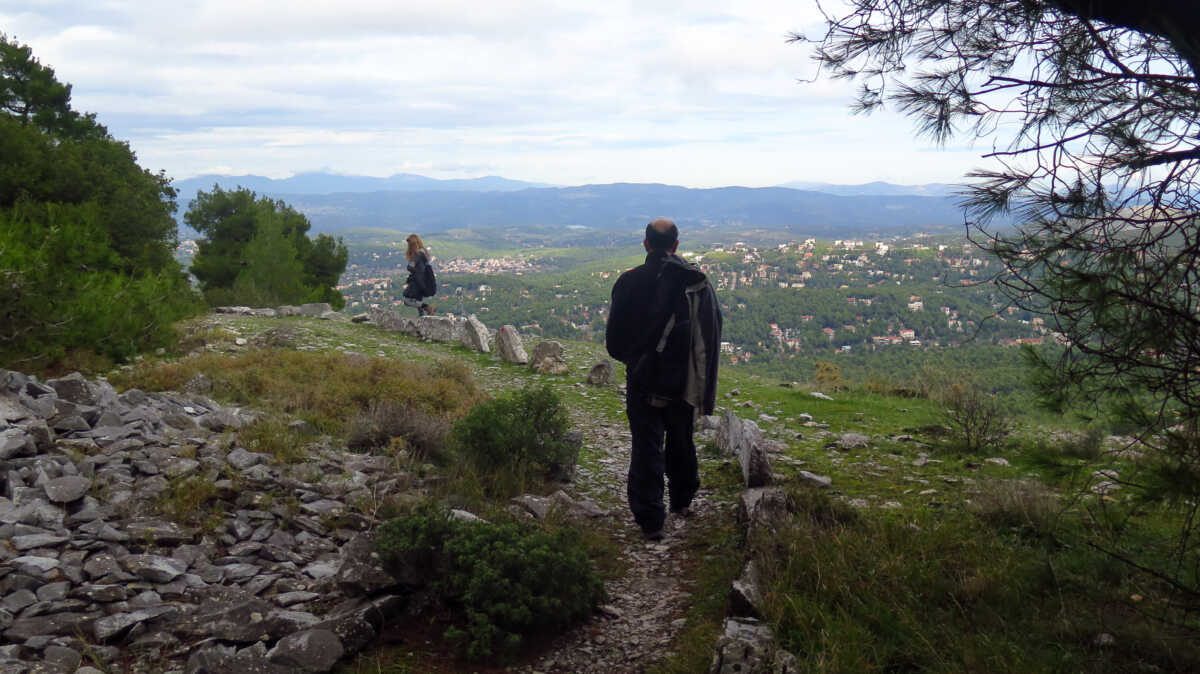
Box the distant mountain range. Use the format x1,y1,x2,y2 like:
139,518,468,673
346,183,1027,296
174,172,546,202
173,172,980,238
774,180,963,198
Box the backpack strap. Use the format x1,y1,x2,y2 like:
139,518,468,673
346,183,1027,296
655,315,676,353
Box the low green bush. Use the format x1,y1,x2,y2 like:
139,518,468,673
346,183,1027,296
374,505,604,662
449,384,573,485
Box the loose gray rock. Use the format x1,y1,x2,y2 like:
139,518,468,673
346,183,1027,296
122,555,187,583
298,303,333,316
266,628,345,672
43,475,91,503
42,645,83,671
533,355,569,375
5,611,100,641
335,535,399,596
797,470,832,488
837,433,869,450
730,560,766,618
710,617,776,674
123,519,194,545
0,429,35,459
587,359,614,386
94,606,176,642
227,447,267,470
9,556,60,578
512,494,553,519
199,410,245,432
46,373,95,405
12,533,70,550
529,340,565,364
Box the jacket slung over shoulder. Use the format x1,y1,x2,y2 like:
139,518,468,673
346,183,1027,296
606,251,723,415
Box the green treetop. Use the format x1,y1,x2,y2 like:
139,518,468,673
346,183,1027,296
186,186,349,309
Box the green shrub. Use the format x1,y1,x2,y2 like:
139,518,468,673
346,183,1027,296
0,202,202,370
375,505,604,662
449,384,573,482
374,502,458,580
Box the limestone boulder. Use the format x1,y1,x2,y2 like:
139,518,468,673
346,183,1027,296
416,316,461,342
460,315,491,352
533,356,569,375
717,411,772,488
529,341,565,364
297,303,333,316
495,325,528,364
587,359,614,386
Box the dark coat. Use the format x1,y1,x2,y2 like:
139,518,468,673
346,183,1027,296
403,250,432,299
606,250,722,415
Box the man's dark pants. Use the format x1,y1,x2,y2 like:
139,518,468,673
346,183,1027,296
626,387,700,534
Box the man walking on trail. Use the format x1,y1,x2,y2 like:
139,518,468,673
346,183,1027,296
606,218,722,541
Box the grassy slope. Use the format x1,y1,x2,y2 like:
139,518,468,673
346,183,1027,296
112,315,1199,673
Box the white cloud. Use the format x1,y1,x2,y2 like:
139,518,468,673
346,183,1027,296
0,0,985,187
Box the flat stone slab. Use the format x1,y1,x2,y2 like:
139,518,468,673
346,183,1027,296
44,476,91,503
122,555,188,583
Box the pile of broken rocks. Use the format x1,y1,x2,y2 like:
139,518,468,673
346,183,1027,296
0,368,436,674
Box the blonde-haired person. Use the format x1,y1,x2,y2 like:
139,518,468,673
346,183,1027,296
402,234,436,316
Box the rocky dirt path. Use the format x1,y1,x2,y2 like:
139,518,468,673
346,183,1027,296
505,413,720,674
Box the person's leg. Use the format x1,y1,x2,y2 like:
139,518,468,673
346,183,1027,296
625,389,667,535
663,401,699,513
401,296,423,314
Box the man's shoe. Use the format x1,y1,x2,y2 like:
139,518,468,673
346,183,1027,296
670,506,694,519
425,304,437,315
643,528,665,542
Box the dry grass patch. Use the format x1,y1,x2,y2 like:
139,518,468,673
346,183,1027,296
110,350,483,437
969,477,1061,535
346,401,451,460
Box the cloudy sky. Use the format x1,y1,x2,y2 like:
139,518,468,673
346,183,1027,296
2,0,989,188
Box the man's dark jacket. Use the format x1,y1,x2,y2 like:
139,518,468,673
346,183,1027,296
606,250,722,415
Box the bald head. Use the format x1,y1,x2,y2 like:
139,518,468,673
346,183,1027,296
644,218,679,252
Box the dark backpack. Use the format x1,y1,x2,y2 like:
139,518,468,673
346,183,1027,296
422,259,437,296
630,269,710,404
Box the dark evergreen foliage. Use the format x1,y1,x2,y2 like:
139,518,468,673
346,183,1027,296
375,504,603,662
185,186,349,309
0,35,200,368
804,0,1200,613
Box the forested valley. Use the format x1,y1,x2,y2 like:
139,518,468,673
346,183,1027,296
336,230,1053,410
